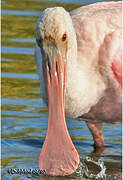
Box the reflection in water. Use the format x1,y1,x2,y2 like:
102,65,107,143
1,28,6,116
2,10,40,16
2,47,34,55
1,0,122,179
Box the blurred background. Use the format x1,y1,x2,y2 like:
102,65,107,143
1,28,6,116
1,0,121,179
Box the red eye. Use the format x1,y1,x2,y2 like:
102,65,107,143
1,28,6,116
62,33,67,42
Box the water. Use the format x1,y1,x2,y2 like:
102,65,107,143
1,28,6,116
1,0,122,179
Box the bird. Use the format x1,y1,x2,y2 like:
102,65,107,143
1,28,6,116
35,1,122,177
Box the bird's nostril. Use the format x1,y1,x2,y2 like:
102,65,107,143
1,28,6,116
56,61,58,73
47,56,51,79
47,57,51,70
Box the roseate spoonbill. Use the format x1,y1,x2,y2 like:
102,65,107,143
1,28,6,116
35,1,122,176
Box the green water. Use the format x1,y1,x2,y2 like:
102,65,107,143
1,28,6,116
1,0,122,179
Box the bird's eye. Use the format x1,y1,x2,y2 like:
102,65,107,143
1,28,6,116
62,33,67,42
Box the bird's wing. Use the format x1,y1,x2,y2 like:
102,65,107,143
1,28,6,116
98,30,122,88
70,1,122,88
70,1,122,16
111,60,122,86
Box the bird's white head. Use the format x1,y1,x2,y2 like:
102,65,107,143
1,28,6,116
36,7,76,51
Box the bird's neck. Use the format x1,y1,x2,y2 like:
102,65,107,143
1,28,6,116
66,33,78,69
65,32,106,118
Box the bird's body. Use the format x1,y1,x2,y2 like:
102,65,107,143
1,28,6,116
35,1,122,176
68,2,122,122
